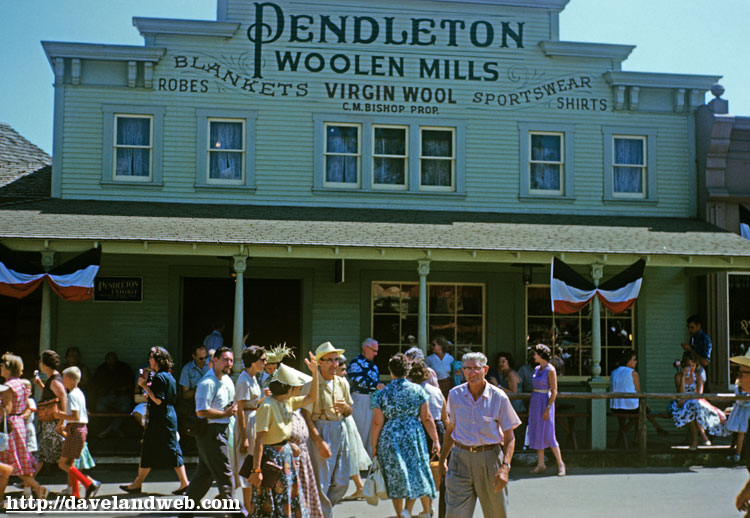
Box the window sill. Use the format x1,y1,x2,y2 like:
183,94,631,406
312,187,465,197
194,184,257,192
100,180,163,187
603,196,657,205
519,193,576,202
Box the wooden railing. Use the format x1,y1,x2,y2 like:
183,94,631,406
508,392,750,461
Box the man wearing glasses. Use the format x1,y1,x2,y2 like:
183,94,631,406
179,345,210,404
303,341,353,518
348,338,385,457
733,355,750,514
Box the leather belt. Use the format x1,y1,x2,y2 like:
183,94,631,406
533,389,550,394
315,417,344,422
454,442,500,453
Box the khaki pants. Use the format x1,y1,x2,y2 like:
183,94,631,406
445,445,509,518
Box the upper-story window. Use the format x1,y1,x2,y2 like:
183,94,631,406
612,136,646,198
529,132,564,194
314,114,465,195
324,123,361,188
603,126,656,202
518,122,575,200
102,105,164,186
195,109,257,190
420,127,455,191
373,125,408,190
207,119,245,185
114,115,152,181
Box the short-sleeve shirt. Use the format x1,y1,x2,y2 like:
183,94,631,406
422,381,445,421
427,353,455,380
691,330,712,363
256,395,307,445
178,360,210,391
203,330,224,349
66,387,88,424
235,370,262,409
302,374,353,422
195,369,235,424
348,354,380,393
446,381,521,447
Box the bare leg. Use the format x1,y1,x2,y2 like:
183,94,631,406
405,498,417,514
174,465,189,488
351,473,364,492
688,420,699,449
419,495,432,515
550,446,565,472
19,475,43,498
393,498,404,516
241,487,252,512
698,422,709,443
737,432,746,458
0,463,12,500
536,449,546,468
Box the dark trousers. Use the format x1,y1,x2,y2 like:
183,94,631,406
186,423,234,502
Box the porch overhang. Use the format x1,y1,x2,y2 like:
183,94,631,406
1,199,750,269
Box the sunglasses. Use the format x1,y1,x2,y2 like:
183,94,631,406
196,356,207,361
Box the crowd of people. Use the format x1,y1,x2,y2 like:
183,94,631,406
4,313,750,515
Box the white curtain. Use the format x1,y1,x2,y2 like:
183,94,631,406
326,126,358,183
421,130,452,186
530,134,561,191
613,139,644,194
209,122,243,180
374,127,406,185
115,117,150,177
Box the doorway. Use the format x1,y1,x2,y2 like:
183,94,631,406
0,288,41,376
181,277,302,367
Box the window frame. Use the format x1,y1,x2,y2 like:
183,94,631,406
518,122,575,200
101,104,165,186
419,126,456,192
313,114,466,196
611,135,647,199
602,126,657,202
323,122,362,189
528,130,564,196
526,283,636,379
370,281,486,371
195,109,257,190
205,117,246,186
372,124,409,191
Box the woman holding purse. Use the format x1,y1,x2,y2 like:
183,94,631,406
248,352,319,518
33,350,67,476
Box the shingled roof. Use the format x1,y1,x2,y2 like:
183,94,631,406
0,123,51,199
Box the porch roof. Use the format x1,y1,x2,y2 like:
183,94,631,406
1,198,749,268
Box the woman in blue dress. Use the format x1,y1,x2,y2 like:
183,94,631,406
372,353,440,518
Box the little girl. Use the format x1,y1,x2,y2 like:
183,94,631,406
727,378,750,463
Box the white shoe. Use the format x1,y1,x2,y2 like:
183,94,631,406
59,487,72,496
400,511,411,518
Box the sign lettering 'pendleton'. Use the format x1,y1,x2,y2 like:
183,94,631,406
94,277,143,302
248,2,524,79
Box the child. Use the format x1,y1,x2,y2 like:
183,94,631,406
54,367,101,498
728,378,750,463
20,379,38,498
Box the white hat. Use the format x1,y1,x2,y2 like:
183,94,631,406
0,384,8,393
314,341,345,361
272,363,312,387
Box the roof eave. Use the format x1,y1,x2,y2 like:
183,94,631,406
132,17,240,38
604,71,722,91
41,41,166,70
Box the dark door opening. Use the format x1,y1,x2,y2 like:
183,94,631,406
181,278,302,368
0,289,41,376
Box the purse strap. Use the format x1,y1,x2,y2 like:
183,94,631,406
3,410,6,434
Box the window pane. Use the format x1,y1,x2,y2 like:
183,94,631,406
210,121,242,151
422,130,452,157
374,157,406,185
530,163,561,191
430,285,455,314
373,284,401,313
326,155,358,183
528,317,553,347
614,138,643,165
457,286,482,315
606,319,633,347
527,287,552,316
614,166,643,194
421,159,452,186
402,315,418,345
115,148,150,176
374,127,406,155
326,125,358,153
403,284,420,314
209,151,242,180
531,134,561,162
375,345,400,374
457,316,482,345
116,117,150,146
373,315,400,343
429,315,455,342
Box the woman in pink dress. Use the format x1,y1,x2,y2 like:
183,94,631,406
527,344,566,476
0,353,48,498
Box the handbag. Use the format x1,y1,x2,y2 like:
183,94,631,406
0,412,9,452
362,457,388,506
239,452,284,489
430,454,442,486
37,398,60,422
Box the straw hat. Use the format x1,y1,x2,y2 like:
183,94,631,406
730,355,750,368
0,384,8,392
266,344,294,364
272,363,312,387
314,341,345,361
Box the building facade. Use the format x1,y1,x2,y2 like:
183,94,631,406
1,0,750,448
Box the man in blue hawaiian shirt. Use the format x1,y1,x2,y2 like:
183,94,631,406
681,314,712,383
348,338,385,457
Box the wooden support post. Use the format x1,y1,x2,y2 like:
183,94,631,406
638,397,648,463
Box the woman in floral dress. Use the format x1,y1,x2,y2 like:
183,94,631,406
669,351,728,449
0,353,47,498
372,353,439,518
248,353,319,518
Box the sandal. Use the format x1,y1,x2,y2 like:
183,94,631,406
557,464,566,477
530,465,547,474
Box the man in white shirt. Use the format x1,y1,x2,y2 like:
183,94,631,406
185,346,237,504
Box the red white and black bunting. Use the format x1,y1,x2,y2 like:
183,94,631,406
0,245,100,301
550,257,645,315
